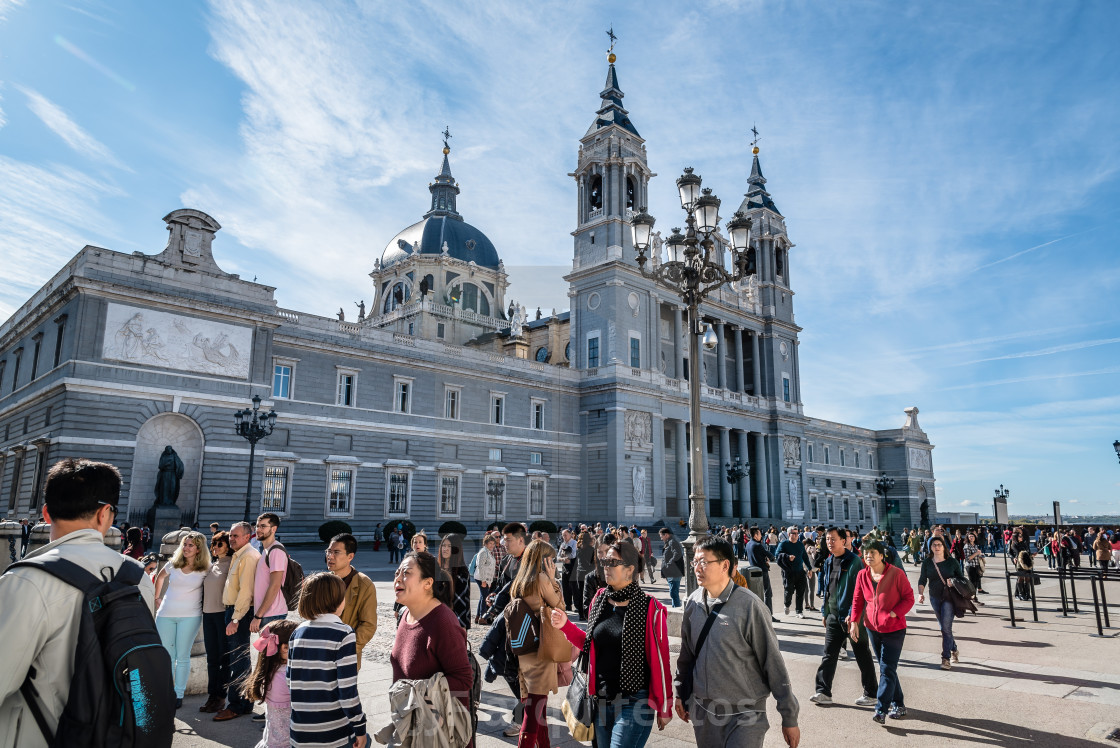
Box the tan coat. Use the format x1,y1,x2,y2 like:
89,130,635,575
340,569,378,670
516,573,563,697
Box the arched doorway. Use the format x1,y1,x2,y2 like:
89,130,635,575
129,413,205,520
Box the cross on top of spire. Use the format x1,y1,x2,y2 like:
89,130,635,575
750,124,761,152
442,126,452,152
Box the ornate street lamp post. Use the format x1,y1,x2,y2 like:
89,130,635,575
1113,440,1119,464
234,394,277,523
874,473,896,534
486,478,505,530
631,168,756,593
725,455,750,523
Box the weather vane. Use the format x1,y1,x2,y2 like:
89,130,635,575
606,26,617,53
442,126,452,153
750,124,761,154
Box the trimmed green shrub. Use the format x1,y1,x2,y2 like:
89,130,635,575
318,520,353,543
438,521,468,536
528,520,559,535
383,520,416,542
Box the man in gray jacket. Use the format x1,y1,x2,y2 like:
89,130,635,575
0,458,156,748
674,535,799,748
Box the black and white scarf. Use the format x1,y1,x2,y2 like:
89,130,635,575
582,581,648,694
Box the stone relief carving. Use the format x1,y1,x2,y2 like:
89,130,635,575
908,447,932,471
103,303,252,379
632,465,648,506
624,411,653,445
789,477,802,513
783,436,801,467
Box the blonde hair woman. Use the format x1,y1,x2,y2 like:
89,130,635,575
509,539,562,747
154,531,211,707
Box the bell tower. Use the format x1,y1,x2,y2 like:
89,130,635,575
570,44,653,271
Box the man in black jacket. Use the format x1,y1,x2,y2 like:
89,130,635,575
746,525,779,621
659,527,685,607
810,527,878,707
479,522,527,737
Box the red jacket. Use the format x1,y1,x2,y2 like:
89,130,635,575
851,563,914,634
560,589,672,719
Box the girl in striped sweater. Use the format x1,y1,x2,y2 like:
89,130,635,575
288,572,368,748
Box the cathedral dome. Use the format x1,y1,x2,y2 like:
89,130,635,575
381,215,500,270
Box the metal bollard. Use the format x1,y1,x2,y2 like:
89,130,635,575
1090,578,1104,636
1005,571,1017,627
1058,568,1069,617
1029,574,1039,622
1069,569,1079,614
1100,574,1111,628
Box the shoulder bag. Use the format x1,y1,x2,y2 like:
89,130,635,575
538,604,573,663
561,648,594,742
679,585,737,705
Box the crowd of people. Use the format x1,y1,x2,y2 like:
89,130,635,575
3,456,1120,748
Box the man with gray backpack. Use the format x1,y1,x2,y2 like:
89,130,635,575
0,458,174,748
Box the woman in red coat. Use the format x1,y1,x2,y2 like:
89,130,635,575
849,539,915,725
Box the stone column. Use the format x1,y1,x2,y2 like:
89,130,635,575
673,307,684,379
652,414,665,517
737,430,752,518
751,332,763,398
675,419,688,515
714,322,726,390
718,427,732,518
733,327,745,394
753,432,769,518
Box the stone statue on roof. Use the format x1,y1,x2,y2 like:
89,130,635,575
510,303,528,338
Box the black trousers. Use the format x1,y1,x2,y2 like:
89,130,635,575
966,564,983,593
561,567,575,610
202,611,230,700
783,569,807,612
761,572,774,611
814,613,878,698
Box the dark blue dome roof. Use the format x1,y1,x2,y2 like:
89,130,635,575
381,215,500,270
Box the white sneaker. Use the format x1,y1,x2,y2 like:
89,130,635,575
854,695,877,707
784,606,790,615
809,692,832,705
503,723,521,737
839,650,849,660
795,612,805,619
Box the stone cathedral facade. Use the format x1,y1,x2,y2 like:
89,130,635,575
0,58,937,540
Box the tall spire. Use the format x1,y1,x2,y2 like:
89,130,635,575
586,30,640,137
426,127,461,219
739,133,780,215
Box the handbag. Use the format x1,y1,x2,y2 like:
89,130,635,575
978,556,986,575
538,605,573,663
679,586,737,704
562,649,594,742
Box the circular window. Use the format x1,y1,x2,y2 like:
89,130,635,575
535,346,549,362
587,292,601,310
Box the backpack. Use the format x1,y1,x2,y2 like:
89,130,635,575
503,597,540,656
263,542,305,611
10,556,175,748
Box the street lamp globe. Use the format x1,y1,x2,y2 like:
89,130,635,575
666,228,686,264
726,211,753,254
1113,439,1120,462
630,207,655,253
693,189,721,234
676,167,702,210
702,324,719,350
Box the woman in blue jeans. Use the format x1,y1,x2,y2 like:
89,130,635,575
154,531,211,708
917,536,962,670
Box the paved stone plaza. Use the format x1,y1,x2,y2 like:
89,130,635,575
170,547,1120,747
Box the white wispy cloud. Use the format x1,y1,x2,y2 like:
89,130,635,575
17,86,128,170
0,0,24,22
960,337,1120,365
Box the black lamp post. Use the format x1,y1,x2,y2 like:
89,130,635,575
874,473,896,534
631,168,756,593
234,394,277,523
486,478,505,530
725,456,750,523
1113,440,1119,464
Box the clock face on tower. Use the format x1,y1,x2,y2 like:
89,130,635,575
535,346,549,362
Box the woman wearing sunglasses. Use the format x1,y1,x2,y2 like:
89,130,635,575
200,531,233,713
551,540,672,747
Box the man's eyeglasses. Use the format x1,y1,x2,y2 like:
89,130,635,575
691,558,724,570
98,501,119,518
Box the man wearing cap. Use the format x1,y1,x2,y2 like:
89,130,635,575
775,525,812,618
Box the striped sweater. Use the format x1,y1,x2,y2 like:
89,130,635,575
287,614,367,748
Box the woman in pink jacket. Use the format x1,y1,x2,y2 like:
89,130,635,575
550,540,672,747
849,539,915,725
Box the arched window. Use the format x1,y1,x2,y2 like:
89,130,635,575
383,281,410,313
588,175,603,211
449,282,490,316
626,176,636,210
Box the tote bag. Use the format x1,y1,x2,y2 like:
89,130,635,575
562,650,594,742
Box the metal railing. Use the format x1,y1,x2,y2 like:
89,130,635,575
1004,565,1117,637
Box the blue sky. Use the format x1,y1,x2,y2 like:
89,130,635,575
1,0,1118,516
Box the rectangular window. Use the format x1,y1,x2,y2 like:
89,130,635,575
272,365,292,399
445,389,460,420
782,376,790,403
437,323,445,339
855,452,860,468
53,317,67,368
529,478,546,517
810,497,818,520
810,477,816,486
29,449,48,510
440,474,460,516
856,482,862,490
8,451,24,511
337,373,355,406
491,395,504,425
869,453,874,470
807,443,814,463
825,478,832,488
487,478,505,517
396,380,411,413
11,350,22,390
262,465,289,513
587,335,600,368
827,498,834,520
629,336,641,368
0,361,6,393
530,451,542,465
858,500,865,520
841,480,847,489
30,335,42,381
328,469,352,514
843,499,850,520
489,448,502,462
531,400,544,430
407,322,414,336
824,446,830,465
840,450,845,467
388,472,409,515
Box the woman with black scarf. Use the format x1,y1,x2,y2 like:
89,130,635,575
551,540,672,747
